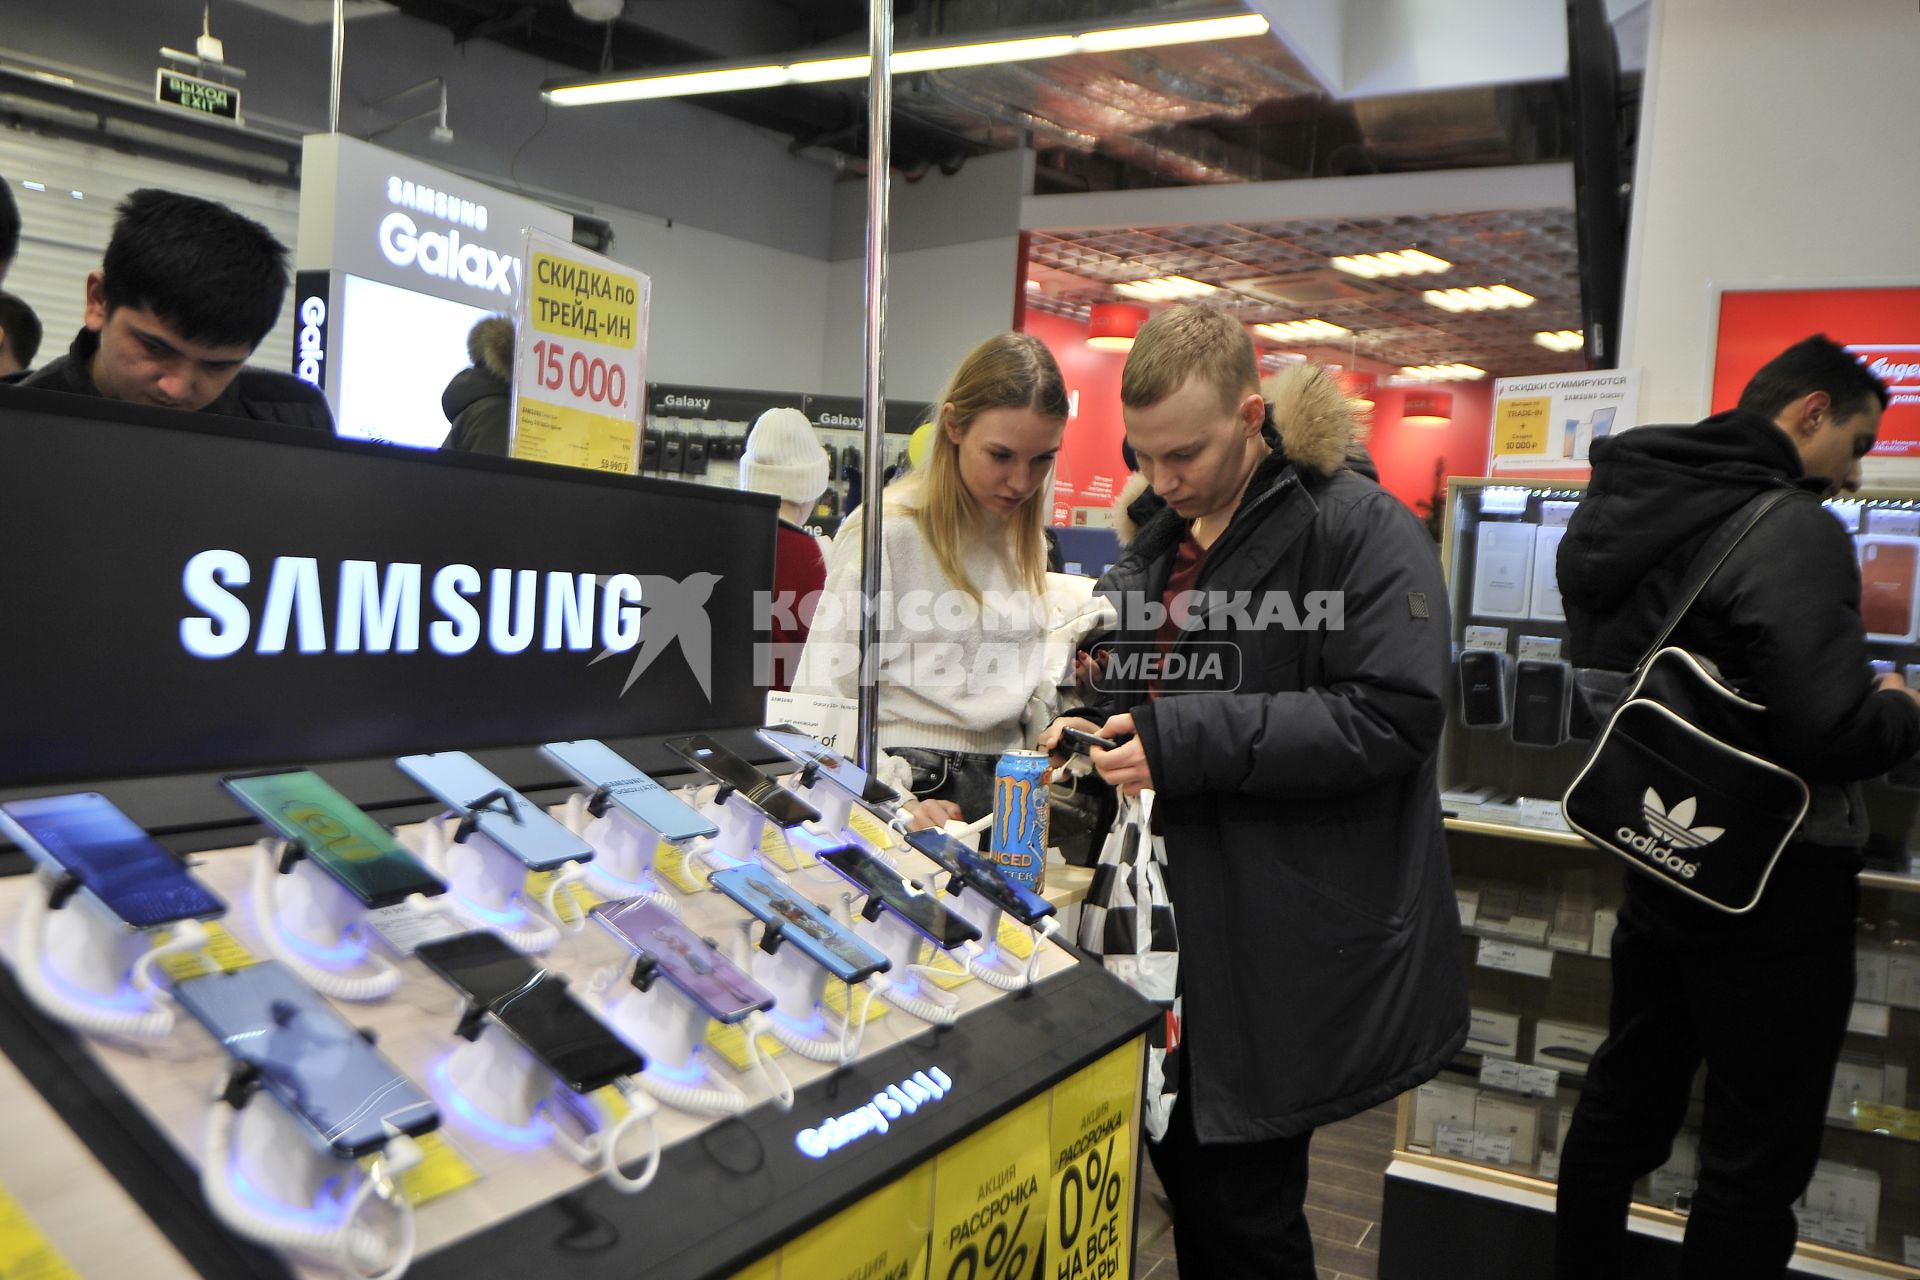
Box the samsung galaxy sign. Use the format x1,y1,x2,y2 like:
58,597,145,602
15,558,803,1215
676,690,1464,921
378,176,520,298
179,550,644,659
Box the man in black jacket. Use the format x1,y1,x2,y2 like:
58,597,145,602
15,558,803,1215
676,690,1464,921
1554,336,1920,1276
17,189,331,431
1044,305,1468,1278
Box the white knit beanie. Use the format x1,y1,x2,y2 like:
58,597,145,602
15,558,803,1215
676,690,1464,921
740,407,829,506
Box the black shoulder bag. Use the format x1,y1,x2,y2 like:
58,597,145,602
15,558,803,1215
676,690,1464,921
1562,488,1810,913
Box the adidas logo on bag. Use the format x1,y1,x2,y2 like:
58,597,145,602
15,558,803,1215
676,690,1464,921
1615,789,1723,880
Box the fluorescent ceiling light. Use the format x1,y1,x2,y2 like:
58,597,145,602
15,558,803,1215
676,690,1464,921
1329,249,1450,279
1399,363,1486,382
1422,285,1534,313
1534,329,1585,352
545,10,1272,105
1115,275,1217,302
1254,319,1349,343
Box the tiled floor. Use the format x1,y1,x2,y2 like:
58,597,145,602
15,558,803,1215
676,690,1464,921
1134,1100,1398,1280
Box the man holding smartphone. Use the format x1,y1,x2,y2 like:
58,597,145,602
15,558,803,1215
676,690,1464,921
16,188,332,430
1552,337,1920,1276
1043,304,1467,1278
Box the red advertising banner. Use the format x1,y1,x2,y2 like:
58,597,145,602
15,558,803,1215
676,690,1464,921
1712,286,1920,457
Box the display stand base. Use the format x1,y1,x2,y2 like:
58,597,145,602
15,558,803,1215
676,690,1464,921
790,777,855,843
43,891,149,1003
599,981,745,1115
579,811,679,910
860,909,959,1025
751,935,847,1063
229,1090,353,1222
700,792,768,867
437,1024,557,1148
422,821,557,954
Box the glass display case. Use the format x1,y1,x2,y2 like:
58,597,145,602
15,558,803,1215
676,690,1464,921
1387,477,1920,1277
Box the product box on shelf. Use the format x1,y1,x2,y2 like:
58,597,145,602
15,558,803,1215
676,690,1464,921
1801,1160,1881,1245
1466,1008,1521,1059
1648,1130,1699,1208
1591,907,1618,959
1857,944,1891,1004
1472,1095,1540,1166
1887,948,1920,1009
1827,1054,1886,1123
1532,1020,1607,1075
1411,1081,1480,1149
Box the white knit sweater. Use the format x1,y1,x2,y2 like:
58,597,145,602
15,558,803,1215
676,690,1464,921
791,498,1049,757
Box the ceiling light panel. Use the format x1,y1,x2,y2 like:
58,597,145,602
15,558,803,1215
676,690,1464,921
1422,285,1535,312
1534,329,1585,352
1253,319,1349,343
1114,275,1218,302
1329,249,1450,279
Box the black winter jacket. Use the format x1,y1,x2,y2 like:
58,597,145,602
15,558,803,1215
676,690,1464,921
439,316,513,456
19,329,334,432
1558,410,1920,847
1084,365,1468,1143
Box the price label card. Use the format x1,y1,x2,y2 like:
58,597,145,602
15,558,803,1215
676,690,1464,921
156,921,257,982
1848,1001,1891,1037
1479,1059,1560,1099
1476,937,1555,979
847,809,899,851
0,1180,81,1280
1471,1132,1515,1166
758,823,817,873
362,901,466,956
1493,396,1552,456
510,228,649,474
918,949,973,991
652,842,709,895
1434,1124,1476,1158
365,1131,481,1207
823,980,888,1023
704,1020,784,1072
1853,1101,1920,1140
524,870,603,927
996,915,1039,961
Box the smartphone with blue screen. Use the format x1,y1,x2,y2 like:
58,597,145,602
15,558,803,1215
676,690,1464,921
707,866,889,983
395,752,592,872
540,740,717,843
0,792,226,929
173,960,437,1158
903,829,1056,927
818,846,981,951
223,769,445,908
413,932,642,1093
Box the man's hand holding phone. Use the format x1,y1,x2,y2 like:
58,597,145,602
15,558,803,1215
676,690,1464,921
1086,713,1153,796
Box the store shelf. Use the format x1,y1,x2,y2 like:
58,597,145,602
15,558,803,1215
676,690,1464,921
1443,816,1588,849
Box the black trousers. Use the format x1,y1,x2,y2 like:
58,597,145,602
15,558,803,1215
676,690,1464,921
1147,1090,1316,1279
1553,850,1858,1278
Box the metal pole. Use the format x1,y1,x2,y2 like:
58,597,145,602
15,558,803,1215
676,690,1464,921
854,0,892,775
329,0,345,134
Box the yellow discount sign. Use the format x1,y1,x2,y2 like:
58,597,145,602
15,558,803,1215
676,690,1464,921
1048,1039,1142,1280
930,1094,1049,1280
510,228,650,474
779,1160,934,1280
1494,395,1553,457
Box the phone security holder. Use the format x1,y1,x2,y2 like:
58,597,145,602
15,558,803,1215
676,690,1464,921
850,900,962,1026
788,765,856,841
571,795,681,912
419,812,558,955
698,785,768,870
595,958,791,1115
202,1062,417,1279
436,1010,660,1194
12,869,209,1041
938,879,1055,993
741,920,874,1065
250,841,401,1002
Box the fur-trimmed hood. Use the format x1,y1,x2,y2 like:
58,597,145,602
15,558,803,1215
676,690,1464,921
1261,361,1366,478
467,315,514,381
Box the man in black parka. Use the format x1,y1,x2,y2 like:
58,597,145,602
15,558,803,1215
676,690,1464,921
1045,304,1468,1278
1553,335,1920,1276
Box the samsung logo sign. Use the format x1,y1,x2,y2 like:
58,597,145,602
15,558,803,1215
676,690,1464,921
180,551,644,659
387,177,488,231
378,214,517,296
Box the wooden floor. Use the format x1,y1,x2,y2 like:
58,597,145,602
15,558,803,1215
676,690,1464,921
1134,1100,1398,1280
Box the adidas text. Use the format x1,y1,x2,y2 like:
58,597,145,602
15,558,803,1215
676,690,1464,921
1616,826,1699,878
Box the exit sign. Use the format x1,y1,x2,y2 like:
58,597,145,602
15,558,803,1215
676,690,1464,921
155,70,241,122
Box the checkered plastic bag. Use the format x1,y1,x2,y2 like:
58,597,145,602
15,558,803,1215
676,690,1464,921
1077,789,1180,1139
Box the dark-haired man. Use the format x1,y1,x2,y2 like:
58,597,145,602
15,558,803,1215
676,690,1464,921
19,189,331,429
0,291,39,376
1554,335,1920,1276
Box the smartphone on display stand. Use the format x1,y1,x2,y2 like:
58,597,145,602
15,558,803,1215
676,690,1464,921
756,726,901,813
222,769,445,908
413,932,643,1093
663,735,821,829
1457,649,1512,730
589,899,774,1024
394,752,593,872
541,740,718,843
0,793,227,930
172,960,438,1158
903,828,1055,927
707,866,889,983
818,846,982,951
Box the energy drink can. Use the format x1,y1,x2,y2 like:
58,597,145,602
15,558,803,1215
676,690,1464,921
990,750,1050,894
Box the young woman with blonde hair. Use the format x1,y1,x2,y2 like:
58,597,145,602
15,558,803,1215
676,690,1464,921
792,331,1069,825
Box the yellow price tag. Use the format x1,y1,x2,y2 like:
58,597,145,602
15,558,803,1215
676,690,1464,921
758,825,816,873
1853,1102,1920,1141
365,1131,481,1207
995,916,1037,961
918,949,973,991
704,1020,785,1072
0,1180,82,1280
155,921,257,983
1493,396,1553,456
524,870,602,927
652,842,710,895
847,810,899,850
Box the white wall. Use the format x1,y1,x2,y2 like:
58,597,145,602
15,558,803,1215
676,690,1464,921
1619,0,1920,426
